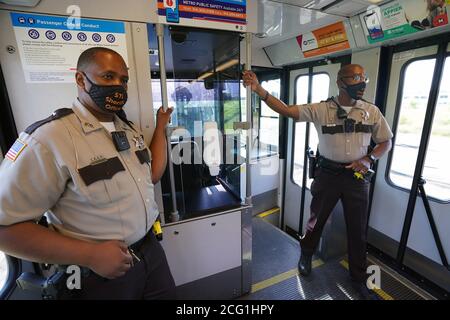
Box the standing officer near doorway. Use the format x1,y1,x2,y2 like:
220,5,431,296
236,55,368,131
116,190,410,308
243,64,393,298
0,47,175,299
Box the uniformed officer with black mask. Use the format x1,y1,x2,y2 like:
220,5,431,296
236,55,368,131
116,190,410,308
243,64,393,299
0,47,176,299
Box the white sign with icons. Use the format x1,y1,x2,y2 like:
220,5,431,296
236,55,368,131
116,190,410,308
10,12,128,83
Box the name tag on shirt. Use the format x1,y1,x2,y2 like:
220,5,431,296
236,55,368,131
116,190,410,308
78,156,125,186
135,149,151,165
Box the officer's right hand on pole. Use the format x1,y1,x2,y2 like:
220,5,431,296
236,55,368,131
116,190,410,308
243,70,299,119
242,70,261,93
87,240,133,279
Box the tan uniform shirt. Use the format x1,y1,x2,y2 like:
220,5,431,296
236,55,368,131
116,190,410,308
297,98,393,163
0,99,159,245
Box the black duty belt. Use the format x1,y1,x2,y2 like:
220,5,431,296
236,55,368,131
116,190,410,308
129,233,152,253
322,123,373,135
317,156,351,174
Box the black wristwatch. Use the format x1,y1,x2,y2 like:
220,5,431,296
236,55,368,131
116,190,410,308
367,154,377,164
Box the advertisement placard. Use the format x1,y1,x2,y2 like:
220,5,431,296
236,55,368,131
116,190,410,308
361,0,449,44
296,22,350,58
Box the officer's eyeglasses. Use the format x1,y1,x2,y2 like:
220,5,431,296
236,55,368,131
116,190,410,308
340,74,369,83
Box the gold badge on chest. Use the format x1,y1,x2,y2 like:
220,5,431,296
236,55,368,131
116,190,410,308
133,135,146,150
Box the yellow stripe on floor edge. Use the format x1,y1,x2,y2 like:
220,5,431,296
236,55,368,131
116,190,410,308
257,207,280,218
251,259,324,293
339,260,394,300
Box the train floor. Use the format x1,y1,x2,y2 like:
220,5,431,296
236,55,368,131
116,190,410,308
240,216,435,300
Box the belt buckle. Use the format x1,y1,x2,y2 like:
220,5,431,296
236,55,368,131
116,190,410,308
132,234,147,250
128,236,147,262
128,248,141,266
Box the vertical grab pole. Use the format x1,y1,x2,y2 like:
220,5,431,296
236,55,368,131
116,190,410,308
241,32,254,295
245,32,252,206
156,24,179,222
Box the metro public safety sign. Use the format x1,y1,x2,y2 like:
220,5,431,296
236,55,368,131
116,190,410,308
157,0,247,32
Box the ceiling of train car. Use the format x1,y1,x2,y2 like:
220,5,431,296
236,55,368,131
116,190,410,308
270,0,390,16
252,0,392,49
146,1,394,74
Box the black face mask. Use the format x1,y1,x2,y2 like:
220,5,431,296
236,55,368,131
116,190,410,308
341,81,366,100
83,73,127,113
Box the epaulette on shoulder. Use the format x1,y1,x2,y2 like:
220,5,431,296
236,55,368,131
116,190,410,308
25,108,74,135
360,98,377,108
116,109,136,132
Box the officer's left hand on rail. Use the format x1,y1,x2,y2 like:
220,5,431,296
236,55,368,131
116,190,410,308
156,106,173,128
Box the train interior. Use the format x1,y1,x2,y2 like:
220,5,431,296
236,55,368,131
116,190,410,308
0,0,449,300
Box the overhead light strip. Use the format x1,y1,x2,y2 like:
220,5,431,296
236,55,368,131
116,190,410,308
320,0,346,12
264,0,348,18
191,59,239,83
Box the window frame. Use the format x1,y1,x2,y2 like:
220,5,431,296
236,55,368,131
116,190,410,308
291,71,330,188
0,254,20,300
385,53,450,204
253,71,282,160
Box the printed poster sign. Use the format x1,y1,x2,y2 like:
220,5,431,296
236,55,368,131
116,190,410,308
361,0,449,44
10,12,128,83
157,0,246,32
296,22,350,58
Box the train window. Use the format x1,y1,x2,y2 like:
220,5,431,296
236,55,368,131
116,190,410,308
0,251,7,292
149,25,242,138
292,75,308,186
422,57,450,201
389,59,436,193
293,73,329,187
149,26,244,218
151,79,241,136
257,78,280,157
296,75,309,105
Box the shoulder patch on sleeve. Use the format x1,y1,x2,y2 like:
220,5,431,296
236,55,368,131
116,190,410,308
24,108,74,135
5,139,27,162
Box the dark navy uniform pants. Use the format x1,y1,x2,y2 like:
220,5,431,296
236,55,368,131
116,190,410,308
300,167,370,283
60,233,176,300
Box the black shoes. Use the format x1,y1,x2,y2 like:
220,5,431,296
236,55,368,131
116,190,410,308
298,252,312,276
351,281,382,300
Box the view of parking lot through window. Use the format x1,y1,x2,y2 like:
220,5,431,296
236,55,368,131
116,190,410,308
389,58,450,201
293,74,329,187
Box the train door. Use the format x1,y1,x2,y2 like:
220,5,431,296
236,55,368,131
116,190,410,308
251,68,282,218
283,62,341,238
369,40,450,292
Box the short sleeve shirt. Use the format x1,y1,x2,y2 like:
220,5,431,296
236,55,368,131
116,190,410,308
296,98,393,163
0,99,159,245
